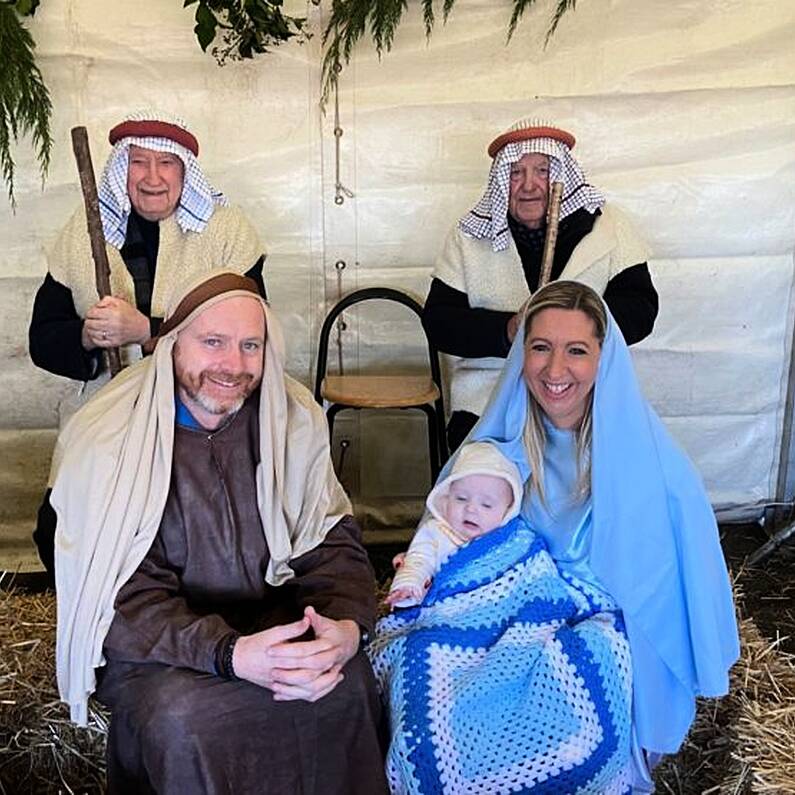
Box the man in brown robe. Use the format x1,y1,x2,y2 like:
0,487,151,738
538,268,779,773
51,272,387,793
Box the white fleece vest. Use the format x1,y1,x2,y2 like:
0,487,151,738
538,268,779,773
45,203,263,430
433,205,650,416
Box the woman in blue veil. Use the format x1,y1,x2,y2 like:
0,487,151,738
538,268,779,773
434,279,739,787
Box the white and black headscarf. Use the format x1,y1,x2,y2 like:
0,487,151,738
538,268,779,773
459,118,606,252
97,109,228,248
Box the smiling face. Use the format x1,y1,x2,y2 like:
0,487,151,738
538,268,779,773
173,296,265,430
523,307,601,430
508,153,550,230
127,144,185,221
444,474,514,541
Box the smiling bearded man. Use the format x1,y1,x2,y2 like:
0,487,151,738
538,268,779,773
51,271,387,794
172,294,264,425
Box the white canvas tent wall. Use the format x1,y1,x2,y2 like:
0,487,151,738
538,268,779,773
1,0,793,566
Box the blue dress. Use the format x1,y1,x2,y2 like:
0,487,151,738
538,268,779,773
436,293,738,763
526,420,655,791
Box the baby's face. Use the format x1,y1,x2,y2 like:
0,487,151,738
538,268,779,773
444,474,513,541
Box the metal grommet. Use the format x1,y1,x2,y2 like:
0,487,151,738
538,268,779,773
334,195,344,205
334,260,347,271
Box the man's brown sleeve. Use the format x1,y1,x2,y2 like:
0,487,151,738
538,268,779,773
102,531,233,675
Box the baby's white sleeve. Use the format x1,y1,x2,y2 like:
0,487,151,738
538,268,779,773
389,521,459,607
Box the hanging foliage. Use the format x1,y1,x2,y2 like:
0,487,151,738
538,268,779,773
321,0,579,102
184,0,311,64
179,2,579,102
1,0,578,207
0,0,52,209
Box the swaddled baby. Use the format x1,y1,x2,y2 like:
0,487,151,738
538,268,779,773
386,442,523,608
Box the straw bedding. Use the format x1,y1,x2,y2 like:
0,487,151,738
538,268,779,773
654,612,795,794
1,563,793,794
0,588,107,794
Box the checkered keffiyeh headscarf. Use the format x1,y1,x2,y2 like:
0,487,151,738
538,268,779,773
97,110,228,249
459,118,606,252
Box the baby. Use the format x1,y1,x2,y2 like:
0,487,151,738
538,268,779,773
386,442,522,608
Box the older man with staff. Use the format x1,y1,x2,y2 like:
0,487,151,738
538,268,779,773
51,271,387,793
422,118,659,452
28,110,266,582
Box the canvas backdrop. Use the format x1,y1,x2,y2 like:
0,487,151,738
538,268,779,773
1,0,793,556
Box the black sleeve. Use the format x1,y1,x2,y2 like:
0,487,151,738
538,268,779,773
422,278,515,359
28,273,103,381
602,263,659,346
245,255,268,300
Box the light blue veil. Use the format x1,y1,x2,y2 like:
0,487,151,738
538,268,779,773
441,291,739,753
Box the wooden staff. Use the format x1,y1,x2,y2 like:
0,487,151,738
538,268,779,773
70,126,122,377
538,180,564,289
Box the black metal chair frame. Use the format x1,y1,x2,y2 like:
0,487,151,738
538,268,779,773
314,287,449,481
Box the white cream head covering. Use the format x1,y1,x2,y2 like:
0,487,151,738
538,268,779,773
426,441,523,526
150,270,352,583
52,270,349,725
459,117,606,251
153,269,263,348
97,109,228,248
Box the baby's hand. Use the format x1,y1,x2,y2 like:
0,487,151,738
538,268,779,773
392,552,407,571
384,586,422,610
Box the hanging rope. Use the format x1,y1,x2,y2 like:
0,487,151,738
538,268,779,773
333,61,355,206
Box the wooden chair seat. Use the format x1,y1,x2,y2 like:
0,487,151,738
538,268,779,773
314,287,449,481
321,375,440,409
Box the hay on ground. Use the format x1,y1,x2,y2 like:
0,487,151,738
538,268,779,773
722,617,795,793
654,588,795,795
1,576,794,794
0,587,107,795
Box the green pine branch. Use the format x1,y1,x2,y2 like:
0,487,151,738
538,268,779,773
184,0,309,64
320,0,579,105
0,0,577,209
0,1,52,209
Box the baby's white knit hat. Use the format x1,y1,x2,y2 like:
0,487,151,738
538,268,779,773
427,442,523,524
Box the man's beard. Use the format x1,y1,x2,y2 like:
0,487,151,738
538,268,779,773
180,369,257,420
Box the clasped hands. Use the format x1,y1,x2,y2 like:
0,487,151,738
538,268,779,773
232,606,360,703
81,296,150,351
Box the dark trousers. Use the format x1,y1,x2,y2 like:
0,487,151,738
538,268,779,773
96,651,389,795
32,488,56,588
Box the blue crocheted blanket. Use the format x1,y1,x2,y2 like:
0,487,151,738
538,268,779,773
368,517,634,794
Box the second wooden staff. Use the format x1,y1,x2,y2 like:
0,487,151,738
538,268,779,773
538,181,564,289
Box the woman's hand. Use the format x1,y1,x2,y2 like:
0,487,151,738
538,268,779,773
82,296,150,350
